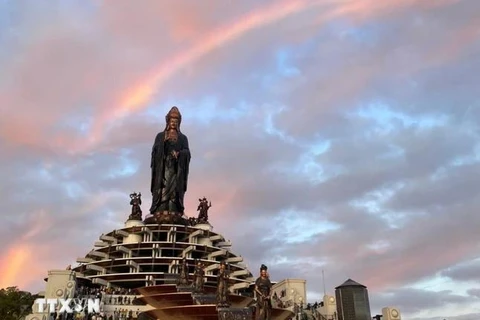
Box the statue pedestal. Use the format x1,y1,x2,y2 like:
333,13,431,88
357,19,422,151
123,219,144,244
195,223,213,231
145,212,189,225
194,223,214,246
125,219,144,227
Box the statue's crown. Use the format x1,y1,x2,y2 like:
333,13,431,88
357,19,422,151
165,106,182,127
168,106,181,118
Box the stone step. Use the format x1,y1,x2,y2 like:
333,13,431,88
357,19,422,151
192,293,216,305
217,307,252,320
176,284,194,292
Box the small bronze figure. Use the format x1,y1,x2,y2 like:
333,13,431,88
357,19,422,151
192,259,205,293
255,264,272,320
187,216,198,226
197,197,212,223
128,192,142,220
216,261,230,307
177,257,189,286
150,107,191,216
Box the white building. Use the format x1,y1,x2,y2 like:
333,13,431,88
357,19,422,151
315,294,337,320
272,278,307,311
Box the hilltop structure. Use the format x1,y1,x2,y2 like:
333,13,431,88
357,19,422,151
25,107,298,320
22,106,404,320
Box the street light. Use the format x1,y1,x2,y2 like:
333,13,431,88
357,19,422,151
289,289,304,320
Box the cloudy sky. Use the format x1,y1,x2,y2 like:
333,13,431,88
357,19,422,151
0,0,479,318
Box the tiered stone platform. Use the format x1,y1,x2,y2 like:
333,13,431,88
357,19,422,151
24,217,295,320
73,220,254,291
136,284,294,320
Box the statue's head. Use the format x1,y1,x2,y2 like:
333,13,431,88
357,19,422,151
260,264,268,277
165,106,181,131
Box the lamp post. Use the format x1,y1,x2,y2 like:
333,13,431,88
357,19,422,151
290,289,305,320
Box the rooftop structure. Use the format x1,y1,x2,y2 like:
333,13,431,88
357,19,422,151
335,279,372,320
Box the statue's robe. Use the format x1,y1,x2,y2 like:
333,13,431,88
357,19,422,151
255,276,272,320
179,262,189,285
217,269,229,306
150,130,190,214
194,266,205,291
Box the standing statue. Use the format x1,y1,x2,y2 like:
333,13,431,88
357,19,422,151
255,264,272,320
192,259,205,293
216,261,230,307
177,257,189,286
128,192,142,220
150,106,191,216
197,197,212,223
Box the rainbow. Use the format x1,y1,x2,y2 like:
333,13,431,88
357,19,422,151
87,0,322,148
81,0,459,150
